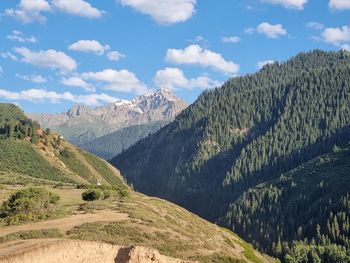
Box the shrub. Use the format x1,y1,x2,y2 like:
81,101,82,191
82,189,103,201
60,148,74,158
81,185,123,201
1,187,60,225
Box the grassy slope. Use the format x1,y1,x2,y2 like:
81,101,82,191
0,140,74,184
0,104,27,121
0,137,274,262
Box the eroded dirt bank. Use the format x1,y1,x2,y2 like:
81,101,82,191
0,239,194,263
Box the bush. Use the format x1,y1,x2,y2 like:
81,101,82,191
81,185,122,201
1,187,60,225
60,148,74,158
82,189,103,201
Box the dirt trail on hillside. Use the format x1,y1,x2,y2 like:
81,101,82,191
0,239,194,263
0,210,128,237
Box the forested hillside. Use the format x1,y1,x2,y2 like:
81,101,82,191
78,121,168,160
0,104,40,141
223,145,350,262
112,50,350,261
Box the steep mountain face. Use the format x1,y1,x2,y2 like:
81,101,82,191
0,103,274,263
111,50,350,261
78,121,169,160
27,89,188,144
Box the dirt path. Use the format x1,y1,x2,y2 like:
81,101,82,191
0,210,128,237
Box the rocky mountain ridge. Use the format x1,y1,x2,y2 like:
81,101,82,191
27,89,188,143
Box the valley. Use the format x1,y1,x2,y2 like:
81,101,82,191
0,103,272,263
112,50,350,262
1,1,349,262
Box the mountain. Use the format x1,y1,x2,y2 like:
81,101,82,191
111,50,350,261
221,144,350,262
0,103,274,263
78,120,169,160
27,89,188,145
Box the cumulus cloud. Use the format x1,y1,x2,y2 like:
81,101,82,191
306,22,325,30
222,36,241,43
52,0,103,18
154,67,220,90
107,51,126,61
260,0,307,9
5,0,51,23
321,26,350,46
257,22,287,38
119,0,196,25
6,30,37,43
16,74,47,83
82,69,149,94
257,60,276,69
68,40,110,55
61,76,95,92
5,0,103,23
329,0,350,10
165,45,239,74
14,47,77,73
0,88,119,106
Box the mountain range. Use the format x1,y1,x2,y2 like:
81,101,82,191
27,89,188,146
111,50,350,262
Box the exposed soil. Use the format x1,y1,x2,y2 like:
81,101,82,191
0,210,128,237
0,239,194,263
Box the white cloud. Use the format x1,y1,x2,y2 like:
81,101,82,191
14,47,77,73
107,51,126,61
306,22,325,30
6,0,103,23
16,74,47,83
62,76,95,92
222,36,241,43
244,27,255,34
52,0,103,18
341,44,350,51
68,40,110,55
119,0,196,25
0,52,18,61
321,26,350,46
260,0,307,9
154,67,220,90
76,93,120,105
329,0,350,10
165,45,239,74
257,60,276,69
82,69,149,94
0,88,119,106
257,22,287,38
6,30,37,43
188,35,209,47
5,0,51,24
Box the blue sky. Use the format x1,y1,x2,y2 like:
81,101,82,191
0,0,349,113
